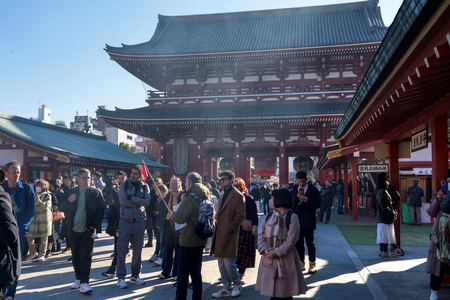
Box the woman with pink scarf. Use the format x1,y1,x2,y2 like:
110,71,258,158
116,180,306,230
256,188,307,299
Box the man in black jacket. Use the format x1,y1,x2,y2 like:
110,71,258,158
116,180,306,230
62,168,105,294
0,169,21,295
292,171,321,274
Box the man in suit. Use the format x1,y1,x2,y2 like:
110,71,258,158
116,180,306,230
210,170,245,298
292,171,321,274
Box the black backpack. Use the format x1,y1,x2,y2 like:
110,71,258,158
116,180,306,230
264,210,294,231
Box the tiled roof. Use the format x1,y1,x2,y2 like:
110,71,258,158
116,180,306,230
0,113,169,170
105,0,386,56
334,0,441,140
97,100,350,120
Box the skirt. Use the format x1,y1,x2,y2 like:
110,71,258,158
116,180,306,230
376,223,396,244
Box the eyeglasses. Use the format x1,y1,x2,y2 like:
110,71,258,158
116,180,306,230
219,178,229,182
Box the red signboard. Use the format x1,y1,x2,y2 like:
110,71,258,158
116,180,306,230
135,142,146,147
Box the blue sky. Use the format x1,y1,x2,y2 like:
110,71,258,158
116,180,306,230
1,0,403,126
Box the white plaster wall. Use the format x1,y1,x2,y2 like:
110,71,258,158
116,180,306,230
399,145,432,162
343,71,357,77
0,149,24,166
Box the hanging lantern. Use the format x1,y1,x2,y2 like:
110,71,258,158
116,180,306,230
219,158,235,172
293,157,314,172
254,157,277,179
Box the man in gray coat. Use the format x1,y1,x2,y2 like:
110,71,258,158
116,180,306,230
116,166,150,289
407,179,424,226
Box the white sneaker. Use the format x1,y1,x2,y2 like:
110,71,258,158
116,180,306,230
25,253,38,261
231,284,242,297
240,276,246,285
36,256,45,262
149,253,158,262
430,289,439,300
79,283,93,294
154,257,163,266
117,279,128,289
130,277,145,285
70,280,81,289
212,288,232,298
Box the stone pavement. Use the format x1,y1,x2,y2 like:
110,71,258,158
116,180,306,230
13,207,450,299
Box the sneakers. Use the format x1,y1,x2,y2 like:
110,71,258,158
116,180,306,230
381,251,396,258
149,253,158,262
45,250,52,258
430,289,439,300
231,284,242,297
70,280,81,289
212,288,232,298
301,262,306,271
102,266,116,278
240,275,246,285
130,277,145,285
308,262,317,274
157,273,171,279
36,255,45,262
26,253,38,261
117,279,128,289
79,283,93,294
391,248,405,256
154,258,163,266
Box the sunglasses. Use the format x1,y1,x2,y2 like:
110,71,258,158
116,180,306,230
219,178,229,182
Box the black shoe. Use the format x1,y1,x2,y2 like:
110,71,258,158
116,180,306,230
102,266,116,278
110,252,115,258
56,242,61,252
144,242,153,247
45,250,52,258
68,256,72,261
188,282,193,289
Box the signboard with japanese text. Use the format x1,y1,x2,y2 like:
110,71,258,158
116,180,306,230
357,164,389,173
70,166,81,175
136,142,146,147
414,168,432,175
107,169,116,176
411,128,428,152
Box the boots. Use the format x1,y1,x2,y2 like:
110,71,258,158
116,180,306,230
308,262,317,274
301,262,306,271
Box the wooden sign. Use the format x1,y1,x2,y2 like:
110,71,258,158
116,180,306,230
358,164,389,173
411,128,428,152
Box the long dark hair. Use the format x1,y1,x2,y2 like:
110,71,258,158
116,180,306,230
376,173,387,190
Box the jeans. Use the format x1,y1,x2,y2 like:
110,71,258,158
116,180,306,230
176,246,204,300
69,228,95,284
320,201,332,222
117,218,146,279
295,227,316,263
3,232,26,297
217,257,241,290
151,217,162,255
161,220,179,277
337,195,343,214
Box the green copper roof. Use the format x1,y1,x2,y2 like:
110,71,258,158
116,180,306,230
0,112,168,170
105,0,387,56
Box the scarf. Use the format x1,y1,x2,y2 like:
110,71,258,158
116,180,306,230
263,208,290,278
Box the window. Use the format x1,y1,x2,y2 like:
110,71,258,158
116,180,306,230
127,135,132,140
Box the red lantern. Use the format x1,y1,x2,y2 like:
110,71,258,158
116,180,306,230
219,158,235,172
254,157,277,179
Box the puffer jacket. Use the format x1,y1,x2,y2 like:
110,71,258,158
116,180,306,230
172,183,209,247
118,179,150,220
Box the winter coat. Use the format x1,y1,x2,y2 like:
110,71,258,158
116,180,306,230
28,192,52,238
2,181,35,233
0,186,21,288
376,189,396,225
292,183,321,230
61,186,105,232
320,186,334,203
171,183,209,248
106,187,120,236
407,184,424,207
154,197,166,229
210,187,245,258
255,212,307,297
118,180,150,220
426,193,450,277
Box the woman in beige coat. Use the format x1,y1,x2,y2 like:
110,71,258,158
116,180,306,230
256,188,307,299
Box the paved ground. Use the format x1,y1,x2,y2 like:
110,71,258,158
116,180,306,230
12,207,450,299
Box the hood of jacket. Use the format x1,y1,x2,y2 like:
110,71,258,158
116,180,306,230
187,183,210,200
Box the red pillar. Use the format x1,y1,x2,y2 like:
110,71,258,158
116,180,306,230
197,141,203,177
431,114,448,193
206,155,212,183
235,143,242,179
344,158,349,214
389,142,401,248
212,158,218,180
352,156,358,221
53,161,60,178
245,157,251,186
338,164,342,181
160,143,167,181
279,143,288,184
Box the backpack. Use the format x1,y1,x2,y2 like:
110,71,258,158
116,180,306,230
264,210,294,231
188,192,216,239
437,213,450,263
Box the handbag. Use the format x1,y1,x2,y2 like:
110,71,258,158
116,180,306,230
406,195,412,206
241,219,252,231
52,210,65,222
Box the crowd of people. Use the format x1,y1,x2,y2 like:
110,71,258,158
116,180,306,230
1,158,448,300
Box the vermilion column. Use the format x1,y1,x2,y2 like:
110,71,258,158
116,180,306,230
235,143,242,179
53,161,59,179
245,157,251,186
160,143,167,181
431,114,448,193
197,141,203,178
338,164,342,181
206,155,212,183
279,143,288,184
352,156,358,221
212,158,218,180
344,158,349,214
389,142,401,248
